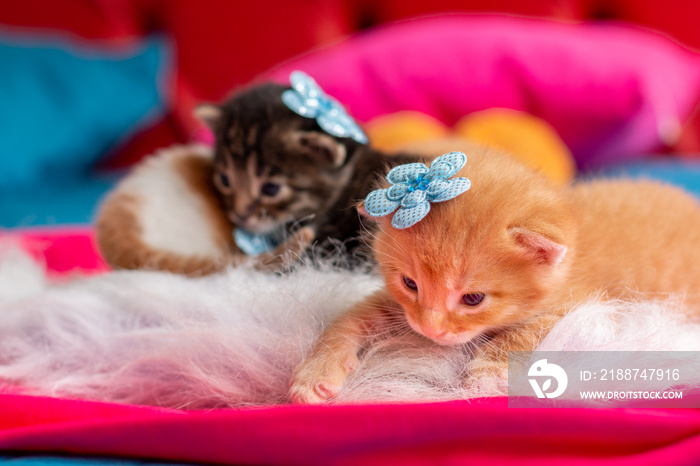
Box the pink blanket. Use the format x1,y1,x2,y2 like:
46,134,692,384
3,394,700,465
3,228,700,463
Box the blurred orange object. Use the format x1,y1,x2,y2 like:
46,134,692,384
455,108,575,184
366,108,575,184
365,111,449,151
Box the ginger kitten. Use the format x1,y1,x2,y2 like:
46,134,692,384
290,146,700,403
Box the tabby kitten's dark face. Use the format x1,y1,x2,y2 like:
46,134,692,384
197,84,359,235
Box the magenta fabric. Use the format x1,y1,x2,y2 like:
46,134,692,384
2,394,700,464
0,227,108,277
4,233,700,463
266,16,700,170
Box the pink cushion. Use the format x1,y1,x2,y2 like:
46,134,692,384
267,16,700,170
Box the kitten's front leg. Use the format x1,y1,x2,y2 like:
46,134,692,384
464,339,511,395
290,291,392,404
253,227,315,273
465,315,558,390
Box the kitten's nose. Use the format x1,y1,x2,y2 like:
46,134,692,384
236,204,257,220
419,308,448,339
420,325,447,339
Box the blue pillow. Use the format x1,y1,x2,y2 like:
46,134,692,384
0,454,190,466
599,158,700,199
0,33,171,191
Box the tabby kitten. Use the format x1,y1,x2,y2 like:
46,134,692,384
289,146,700,403
96,144,315,276
97,81,420,275
196,82,417,266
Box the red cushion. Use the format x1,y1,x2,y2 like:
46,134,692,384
0,0,145,40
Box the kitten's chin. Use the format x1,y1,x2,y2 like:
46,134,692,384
246,224,283,236
428,332,480,346
236,218,285,236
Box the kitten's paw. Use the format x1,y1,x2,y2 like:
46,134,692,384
278,226,315,255
467,358,508,379
254,227,316,273
291,226,315,249
464,359,508,396
289,351,358,404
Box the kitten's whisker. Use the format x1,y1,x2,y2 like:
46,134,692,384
289,214,316,232
360,220,411,262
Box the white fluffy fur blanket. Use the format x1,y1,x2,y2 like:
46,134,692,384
1,244,700,409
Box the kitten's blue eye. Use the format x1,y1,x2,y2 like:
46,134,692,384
403,276,418,291
218,172,230,188
261,182,280,197
462,292,485,307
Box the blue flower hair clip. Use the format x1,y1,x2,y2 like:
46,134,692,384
281,70,368,144
364,152,471,229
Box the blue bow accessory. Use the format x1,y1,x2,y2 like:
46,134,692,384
281,70,368,144
364,152,471,229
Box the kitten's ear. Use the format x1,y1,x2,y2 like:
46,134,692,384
510,227,567,267
290,131,347,166
357,201,370,218
357,200,391,227
194,104,223,128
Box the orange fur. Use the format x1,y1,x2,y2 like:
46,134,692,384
96,151,234,276
290,146,700,403
96,147,313,275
